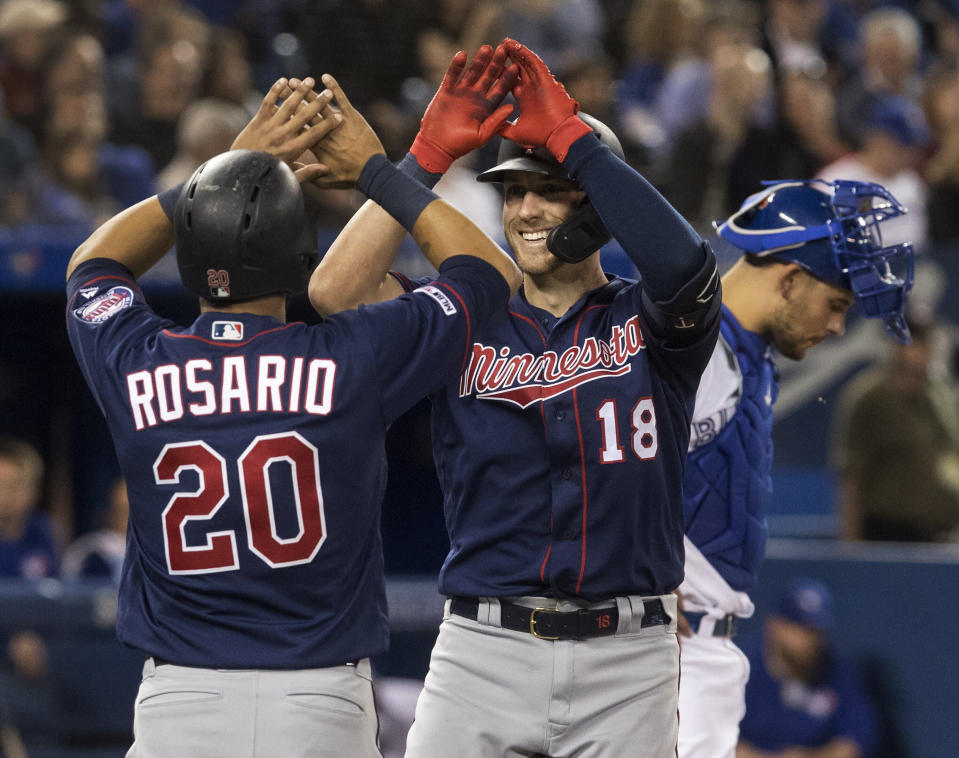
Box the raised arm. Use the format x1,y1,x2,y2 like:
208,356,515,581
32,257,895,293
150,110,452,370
307,200,408,315
307,70,519,297
66,78,336,280
500,39,709,303
308,43,518,316
65,195,174,281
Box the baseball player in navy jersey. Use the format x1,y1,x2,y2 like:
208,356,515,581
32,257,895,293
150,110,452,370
310,39,721,757
64,70,521,758
676,179,914,758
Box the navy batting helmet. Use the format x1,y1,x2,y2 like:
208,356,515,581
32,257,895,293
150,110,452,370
477,113,624,263
175,150,319,302
716,179,914,342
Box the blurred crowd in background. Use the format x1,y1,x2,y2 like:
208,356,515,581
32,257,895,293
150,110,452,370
1,0,959,575
1,0,958,577
3,2,959,756
1,0,959,245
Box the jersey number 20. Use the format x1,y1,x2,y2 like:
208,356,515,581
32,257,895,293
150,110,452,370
154,432,326,574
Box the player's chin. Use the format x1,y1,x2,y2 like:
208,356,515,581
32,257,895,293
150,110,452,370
512,245,562,275
777,339,811,362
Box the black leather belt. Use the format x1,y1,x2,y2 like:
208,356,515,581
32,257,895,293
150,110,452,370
449,597,670,640
683,611,738,638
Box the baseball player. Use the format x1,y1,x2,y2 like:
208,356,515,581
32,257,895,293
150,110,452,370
310,39,721,756
677,179,914,758
737,579,880,757
64,71,521,758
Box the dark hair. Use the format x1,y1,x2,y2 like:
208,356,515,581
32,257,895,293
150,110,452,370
0,434,44,486
742,252,783,269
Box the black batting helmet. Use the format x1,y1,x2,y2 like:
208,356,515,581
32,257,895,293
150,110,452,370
477,113,625,182
477,113,624,263
175,150,319,302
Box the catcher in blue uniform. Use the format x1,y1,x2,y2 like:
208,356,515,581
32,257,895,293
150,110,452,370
677,179,913,758
64,73,520,758
310,40,721,757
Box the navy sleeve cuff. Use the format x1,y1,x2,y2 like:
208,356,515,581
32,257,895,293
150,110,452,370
396,152,443,189
157,182,185,223
561,132,606,179
357,154,439,232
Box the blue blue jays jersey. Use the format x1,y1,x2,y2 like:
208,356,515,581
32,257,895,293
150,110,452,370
683,307,778,591
739,632,879,754
0,513,58,579
398,266,719,601
66,255,506,668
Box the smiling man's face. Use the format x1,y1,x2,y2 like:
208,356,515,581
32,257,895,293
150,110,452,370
501,173,587,275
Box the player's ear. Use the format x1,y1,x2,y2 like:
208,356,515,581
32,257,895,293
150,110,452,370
777,264,805,301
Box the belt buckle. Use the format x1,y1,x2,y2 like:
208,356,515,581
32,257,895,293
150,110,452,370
529,607,559,640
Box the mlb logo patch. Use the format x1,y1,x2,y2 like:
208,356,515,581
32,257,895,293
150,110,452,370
212,321,244,341
414,285,457,316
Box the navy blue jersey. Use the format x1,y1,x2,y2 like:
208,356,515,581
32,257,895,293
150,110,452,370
66,255,506,668
397,269,719,600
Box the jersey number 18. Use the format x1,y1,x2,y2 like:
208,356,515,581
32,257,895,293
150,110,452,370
596,397,658,463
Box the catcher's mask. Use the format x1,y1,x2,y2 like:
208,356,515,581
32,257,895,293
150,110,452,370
175,150,319,302
715,178,914,343
477,113,624,264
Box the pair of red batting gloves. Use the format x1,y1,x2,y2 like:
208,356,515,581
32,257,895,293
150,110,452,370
409,38,593,175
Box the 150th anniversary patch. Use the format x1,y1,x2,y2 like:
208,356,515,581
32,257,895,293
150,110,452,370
74,286,135,323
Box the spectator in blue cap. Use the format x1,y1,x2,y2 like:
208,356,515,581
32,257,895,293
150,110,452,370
817,93,930,253
736,579,880,758
775,577,835,629
834,6,924,150
867,94,931,149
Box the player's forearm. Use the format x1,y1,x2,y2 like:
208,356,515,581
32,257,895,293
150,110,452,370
562,134,705,301
354,154,521,295
410,198,520,292
310,152,448,315
66,197,174,281
308,199,406,316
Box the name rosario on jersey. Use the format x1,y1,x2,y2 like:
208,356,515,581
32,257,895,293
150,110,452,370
126,355,336,430
460,314,645,408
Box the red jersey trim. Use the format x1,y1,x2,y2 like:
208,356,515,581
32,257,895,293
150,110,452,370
572,303,611,594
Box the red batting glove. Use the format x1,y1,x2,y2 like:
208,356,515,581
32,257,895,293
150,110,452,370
498,38,593,162
410,43,518,173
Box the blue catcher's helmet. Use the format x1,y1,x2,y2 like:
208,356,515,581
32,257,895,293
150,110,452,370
715,179,914,342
